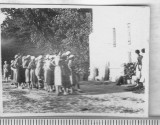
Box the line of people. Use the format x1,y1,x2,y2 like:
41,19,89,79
3,51,82,95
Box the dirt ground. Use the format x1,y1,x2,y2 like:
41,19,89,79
2,81,146,115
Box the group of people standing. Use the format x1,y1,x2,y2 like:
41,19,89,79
3,48,147,94
3,51,81,95
116,48,146,91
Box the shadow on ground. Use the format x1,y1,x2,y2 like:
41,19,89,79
79,81,128,95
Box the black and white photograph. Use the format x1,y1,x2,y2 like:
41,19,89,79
0,5,150,117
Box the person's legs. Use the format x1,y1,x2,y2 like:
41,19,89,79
30,82,33,89
27,82,29,88
36,76,41,89
5,76,7,82
63,90,68,95
44,82,47,90
74,74,81,91
48,85,52,92
55,85,60,95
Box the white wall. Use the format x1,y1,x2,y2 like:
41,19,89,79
89,7,150,81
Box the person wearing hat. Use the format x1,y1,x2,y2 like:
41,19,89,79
35,55,44,89
28,56,36,89
45,54,50,60
13,54,22,88
10,60,16,85
14,55,19,87
14,55,18,59
3,61,10,82
68,55,81,93
135,50,143,86
18,55,26,89
23,55,31,89
54,53,63,95
65,51,71,56
10,60,14,80
61,54,71,95
43,55,55,92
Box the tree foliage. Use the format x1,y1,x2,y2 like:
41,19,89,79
1,8,92,77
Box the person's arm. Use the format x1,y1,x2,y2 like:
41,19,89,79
3,65,5,75
27,62,32,69
68,60,72,71
33,62,36,69
50,60,55,66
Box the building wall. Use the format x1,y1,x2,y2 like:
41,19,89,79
88,7,150,82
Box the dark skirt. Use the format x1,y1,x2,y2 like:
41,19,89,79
14,68,20,83
61,64,71,88
44,69,54,85
62,75,71,88
19,67,25,83
10,70,14,80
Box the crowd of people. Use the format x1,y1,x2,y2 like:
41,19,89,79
3,48,146,94
2,51,82,95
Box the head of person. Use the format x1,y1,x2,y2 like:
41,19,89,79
14,55,18,59
135,49,140,55
26,55,31,60
58,51,62,56
31,56,35,61
54,54,61,65
4,61,7,64
49,55,55,60
38,55,43,60
45,54,50,60
61,52,68,60
69,55,75,60
141,48,145,53
22,55,25,59
11,60,14,64
65,51,71,57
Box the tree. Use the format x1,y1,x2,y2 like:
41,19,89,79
1,8,92,78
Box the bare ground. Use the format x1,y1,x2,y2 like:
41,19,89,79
3,81,146,115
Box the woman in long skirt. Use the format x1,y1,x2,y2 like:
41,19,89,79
3,61,10,82
28,56,36,89
14,55,21,87
44,55,55,92
68,55,81,93
10,60,14,80
19,56,26,88
23,55,31,89
10,60,16,86
61,55,71,95
54,54,62,95
35,55,44,89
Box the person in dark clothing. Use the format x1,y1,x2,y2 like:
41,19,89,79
3,61,10,82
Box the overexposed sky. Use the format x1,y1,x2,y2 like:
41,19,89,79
90,6,149,67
